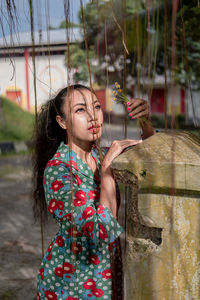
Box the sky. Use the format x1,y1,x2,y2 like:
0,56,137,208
0,0,90,37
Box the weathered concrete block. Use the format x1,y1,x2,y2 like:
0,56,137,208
111,131,200,300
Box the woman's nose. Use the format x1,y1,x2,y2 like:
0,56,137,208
87,107,97,121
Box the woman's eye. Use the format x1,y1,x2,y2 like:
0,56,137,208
76,108,85,112
95,105,101,109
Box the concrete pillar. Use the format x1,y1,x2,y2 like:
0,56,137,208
111,132,200,300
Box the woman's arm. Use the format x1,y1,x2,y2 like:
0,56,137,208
126,98,155,139
139,117,155,140
44,160,124,245
100,139,142,218
100,166,117,218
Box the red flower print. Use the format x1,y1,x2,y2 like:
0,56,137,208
69,160,79,171
64,160,79,171
91,287,104,297
55,236,64,247
67,226,81,237
102,269,112,279
63,262,75,274
66,298,79,300
48,199,57,214
88,190,100,200
47,253,52,261
51,180,63,192
50,159,61,166
99,224,108,240
82,207,95,219
75,174,82,185
46,159,61,167
108,241,117,252
37,292,40,300
44,290,57,300
62,175,68,178
54,267,63,277
57,200,64,210
81,221,94,236
89,254,100,265
83,279,96,290
46,161,53,167
47,242,53,253
63,213,73,221
70,242,82,255
55,152,61,158
97,205,104,214
73,190,87,207
39,268,44,280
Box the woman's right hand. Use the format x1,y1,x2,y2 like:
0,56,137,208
101,139,142,171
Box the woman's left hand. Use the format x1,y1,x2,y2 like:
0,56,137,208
127,98,149,120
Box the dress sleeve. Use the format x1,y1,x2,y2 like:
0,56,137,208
44,161,124,245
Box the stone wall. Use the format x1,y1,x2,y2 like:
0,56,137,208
112,132,200,300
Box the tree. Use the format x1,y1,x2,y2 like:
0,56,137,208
64,0,200,92
59,21,81,29
175,1,200,90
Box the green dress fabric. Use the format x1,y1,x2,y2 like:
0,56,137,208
37,141,124,300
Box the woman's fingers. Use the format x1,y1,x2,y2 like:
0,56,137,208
116,139,142,147
127,99,149,119
132,110,148,119
102,139,142,169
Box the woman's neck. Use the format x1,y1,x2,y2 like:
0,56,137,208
67,139,94,163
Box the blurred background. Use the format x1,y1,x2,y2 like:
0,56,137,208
0,0,199,299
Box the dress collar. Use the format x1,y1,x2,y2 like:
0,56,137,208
56,141,101,180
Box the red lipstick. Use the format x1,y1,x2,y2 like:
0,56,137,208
88,124,101,133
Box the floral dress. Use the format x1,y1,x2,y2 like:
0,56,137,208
37,141,124,300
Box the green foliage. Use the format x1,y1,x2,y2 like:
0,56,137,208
65,44,97,83
59,21,81,29
64,0,200,91
175,1,200,90
0,97,34,141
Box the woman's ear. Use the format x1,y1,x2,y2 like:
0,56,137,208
56,115,67,130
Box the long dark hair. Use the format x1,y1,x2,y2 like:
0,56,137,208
32,84,93,224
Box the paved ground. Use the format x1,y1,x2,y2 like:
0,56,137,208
0,125,137,300
0,155,58,300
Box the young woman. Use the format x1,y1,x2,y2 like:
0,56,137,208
33,84,155,300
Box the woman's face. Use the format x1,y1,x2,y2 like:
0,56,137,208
61,88,103,146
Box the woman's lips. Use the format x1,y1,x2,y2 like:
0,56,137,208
88,125,101,133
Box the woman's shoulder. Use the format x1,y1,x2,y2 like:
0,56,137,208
44,142,70,172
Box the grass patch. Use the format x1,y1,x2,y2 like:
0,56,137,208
0,149,31,158
0,97,34,142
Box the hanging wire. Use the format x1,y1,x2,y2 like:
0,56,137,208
80,0,92,88
104,19,113,143
164,0,169,130
169,3,179,296
0,1,19,80
62,2,80,294
122,0,127,140
45,0,52,99
79,0,103,164
147,0,151,101
28,0,44,259
180,0,198,127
